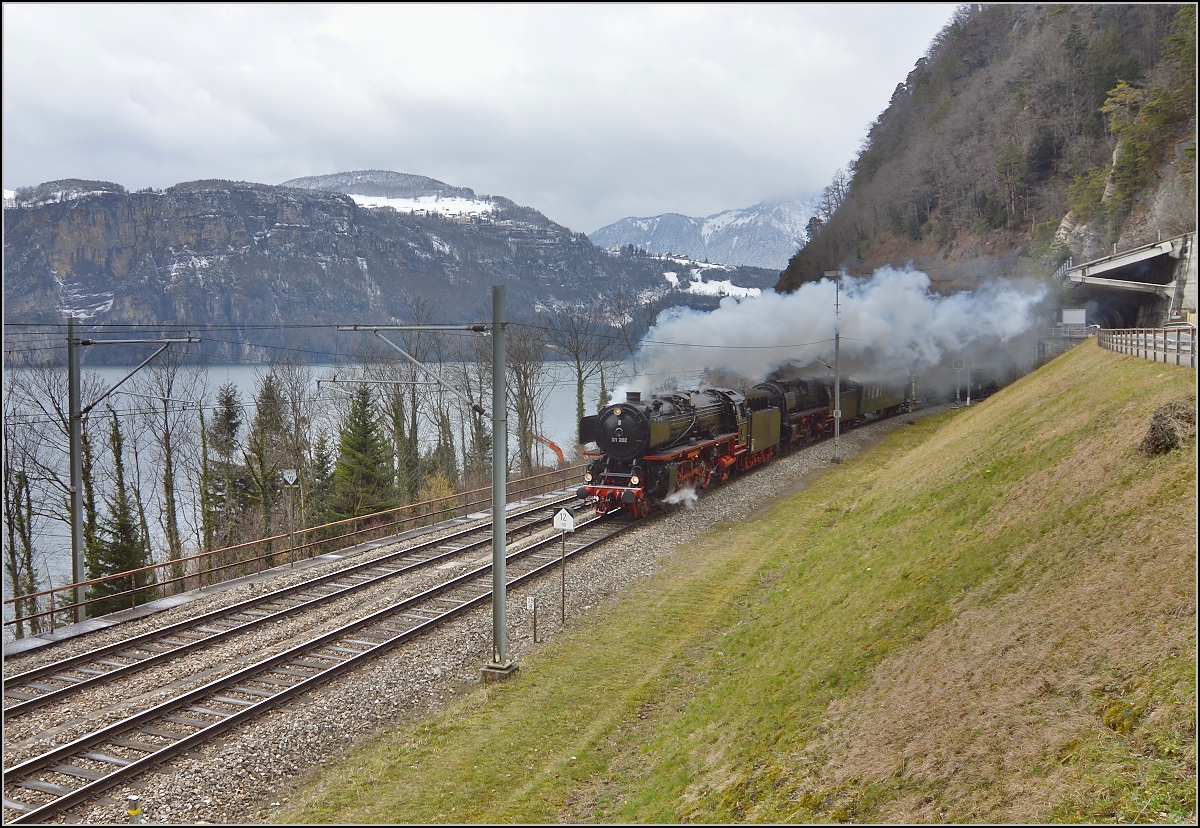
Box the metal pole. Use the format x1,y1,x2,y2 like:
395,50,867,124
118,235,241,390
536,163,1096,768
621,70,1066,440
966,364,972,406
67,317,85,623
561,531,567,623
491,285,508,666
908,367,915,424
832,274,842,463
287,485,296,567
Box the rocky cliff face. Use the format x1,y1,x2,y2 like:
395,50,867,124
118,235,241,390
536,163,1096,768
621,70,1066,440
3,176,779,363
1057,136,1197,262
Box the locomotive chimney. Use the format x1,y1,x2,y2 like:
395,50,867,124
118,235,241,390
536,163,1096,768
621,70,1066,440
626,391,642,403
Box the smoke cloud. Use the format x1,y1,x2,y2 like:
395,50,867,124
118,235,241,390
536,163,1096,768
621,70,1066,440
627,266,1047,390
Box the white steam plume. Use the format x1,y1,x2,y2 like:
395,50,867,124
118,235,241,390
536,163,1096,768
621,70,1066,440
625,266,1047,391
662,486,699,508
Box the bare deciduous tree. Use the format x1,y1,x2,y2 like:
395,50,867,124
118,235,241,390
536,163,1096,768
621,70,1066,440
131,349,207,585
544,302,621,454
3,383,46,637
506,320,550,475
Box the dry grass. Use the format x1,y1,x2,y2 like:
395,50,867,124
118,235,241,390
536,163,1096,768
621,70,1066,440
780,344,1196,823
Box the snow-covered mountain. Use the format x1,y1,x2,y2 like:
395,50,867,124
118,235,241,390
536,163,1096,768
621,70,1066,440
281,170,498,217
589,198,813,271
4,172,781,363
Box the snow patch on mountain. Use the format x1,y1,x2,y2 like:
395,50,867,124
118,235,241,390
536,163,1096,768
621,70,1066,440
346,193,496,217
53,270,114,320
658,257,761,299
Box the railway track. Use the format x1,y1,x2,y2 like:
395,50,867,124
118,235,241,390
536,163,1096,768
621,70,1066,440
2,509,629,824
2,493,579,720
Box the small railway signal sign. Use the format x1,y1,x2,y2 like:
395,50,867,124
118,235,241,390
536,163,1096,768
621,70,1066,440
553,508,575,533
282,468,298,486
952,359,964,370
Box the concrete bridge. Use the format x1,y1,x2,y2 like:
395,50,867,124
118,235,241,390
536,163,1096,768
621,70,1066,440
1057,232,1196,328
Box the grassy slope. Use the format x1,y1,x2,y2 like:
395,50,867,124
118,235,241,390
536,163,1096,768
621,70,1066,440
278,341,1196,824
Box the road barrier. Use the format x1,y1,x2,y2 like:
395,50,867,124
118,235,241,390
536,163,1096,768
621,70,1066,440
1099,327,1196,368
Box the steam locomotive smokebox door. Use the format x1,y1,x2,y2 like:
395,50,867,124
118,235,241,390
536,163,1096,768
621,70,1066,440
749,408,781,452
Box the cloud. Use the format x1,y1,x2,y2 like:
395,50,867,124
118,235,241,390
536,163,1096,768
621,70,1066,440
2,4,956,232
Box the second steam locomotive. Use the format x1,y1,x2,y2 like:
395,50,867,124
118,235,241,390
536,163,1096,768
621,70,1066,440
578,376,910,516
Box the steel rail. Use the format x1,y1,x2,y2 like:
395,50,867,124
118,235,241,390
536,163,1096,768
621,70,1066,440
3,512,631,824
3,493,577,719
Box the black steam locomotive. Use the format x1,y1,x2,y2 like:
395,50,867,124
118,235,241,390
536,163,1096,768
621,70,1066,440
577,376,910,516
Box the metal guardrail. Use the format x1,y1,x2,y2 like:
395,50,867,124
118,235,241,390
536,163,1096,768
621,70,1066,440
1053,257,1075,281
1042,325,1096,339
3,464,585,637
1098,327,1196,368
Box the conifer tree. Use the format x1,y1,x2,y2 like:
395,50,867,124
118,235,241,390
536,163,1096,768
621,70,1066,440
198,407,215,554
244,371,289,538
80,422,100,563
329,385,394,519
208,382,244,547
85,409,154,617
308,429,335,523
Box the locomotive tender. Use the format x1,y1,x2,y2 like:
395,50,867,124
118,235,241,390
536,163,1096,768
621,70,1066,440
578,376,909,516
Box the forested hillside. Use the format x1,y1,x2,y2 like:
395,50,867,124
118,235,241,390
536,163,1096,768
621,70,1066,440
780,4,1197,291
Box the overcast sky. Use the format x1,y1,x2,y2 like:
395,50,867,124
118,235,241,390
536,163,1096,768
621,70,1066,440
3,3,955,233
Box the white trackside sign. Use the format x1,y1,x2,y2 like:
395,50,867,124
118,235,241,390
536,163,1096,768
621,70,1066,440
553,508,575,533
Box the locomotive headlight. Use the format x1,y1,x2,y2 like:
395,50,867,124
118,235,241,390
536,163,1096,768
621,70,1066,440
613,407,622,416
584,472,593,482
630,474,640,485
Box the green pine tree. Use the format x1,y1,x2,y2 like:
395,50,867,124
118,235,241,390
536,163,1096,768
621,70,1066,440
329,386,395,519
85,409,155,617
244,372,288,538
208,382,244,548
308,428,335,524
